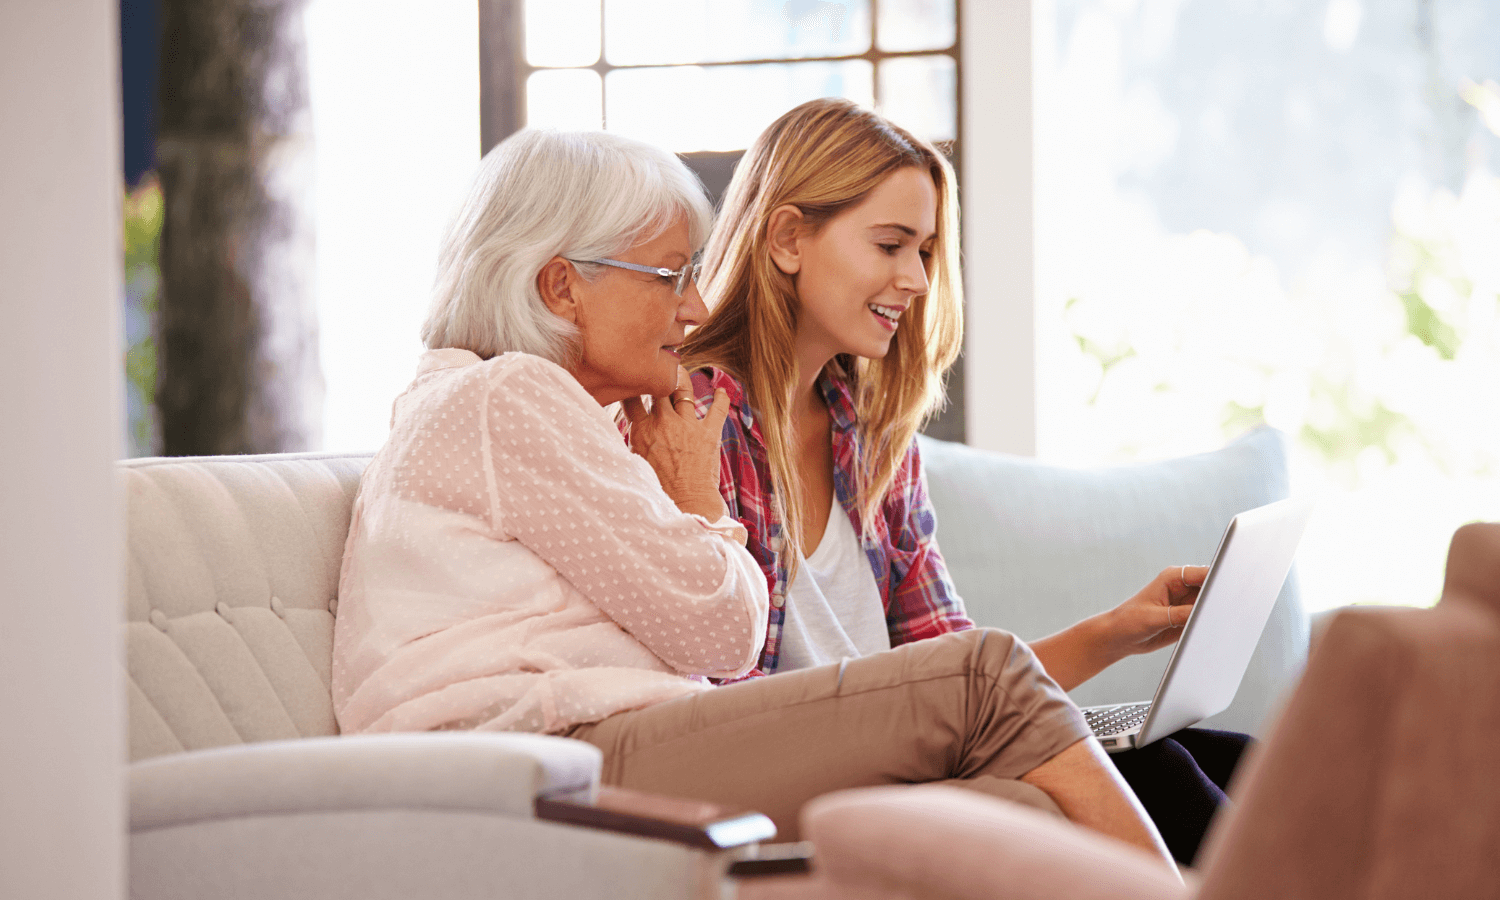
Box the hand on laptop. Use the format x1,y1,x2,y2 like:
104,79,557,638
1105,565,1209,656
1035,500,1309,694
1031,565,1208,690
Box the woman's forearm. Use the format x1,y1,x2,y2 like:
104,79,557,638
1028,613,1125,692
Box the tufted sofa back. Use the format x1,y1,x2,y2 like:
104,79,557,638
123,453,371,762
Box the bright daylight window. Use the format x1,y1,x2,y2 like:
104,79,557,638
1034,1,1500,612
521,0,957,151
305,0,481,454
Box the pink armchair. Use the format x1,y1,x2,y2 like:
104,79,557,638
743,522,1500,900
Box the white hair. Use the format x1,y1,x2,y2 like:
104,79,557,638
422,129,714,363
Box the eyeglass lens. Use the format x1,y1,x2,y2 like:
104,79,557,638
676,261,701,296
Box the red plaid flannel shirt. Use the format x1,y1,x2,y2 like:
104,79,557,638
690,366,974,676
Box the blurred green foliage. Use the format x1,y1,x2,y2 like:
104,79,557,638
1065,295,1137,404
124,176,162,456
1397,286,1462,361
1242,82,1496,478
1295,380,1414,468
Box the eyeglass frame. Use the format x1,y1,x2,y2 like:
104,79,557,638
568,256,702,296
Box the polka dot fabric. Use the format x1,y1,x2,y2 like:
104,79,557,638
332,350,769,735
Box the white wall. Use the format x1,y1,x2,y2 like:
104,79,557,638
0,3,126,900
961,0,1039,455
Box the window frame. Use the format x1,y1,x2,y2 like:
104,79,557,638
477,0,1038,452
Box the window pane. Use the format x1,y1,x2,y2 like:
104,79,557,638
607,60,873,151
878,54,956,143
527,69,604,130
876,0,955,52
605,0,871,66
526,0,601,67
1035,2,1500,612
305,0,480,454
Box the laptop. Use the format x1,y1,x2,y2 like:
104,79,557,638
1082,498,1313,753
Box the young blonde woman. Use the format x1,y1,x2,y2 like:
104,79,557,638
682,97,1249,865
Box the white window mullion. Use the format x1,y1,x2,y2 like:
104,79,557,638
960,0,1038,455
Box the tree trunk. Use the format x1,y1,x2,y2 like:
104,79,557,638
155,0,320,455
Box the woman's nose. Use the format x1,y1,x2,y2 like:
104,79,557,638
679,280,710,325
897,252,930,295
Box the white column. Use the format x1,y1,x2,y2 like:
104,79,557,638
0,3,126,900
960,0,1038,455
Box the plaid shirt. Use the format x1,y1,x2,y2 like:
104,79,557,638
690,366,974,676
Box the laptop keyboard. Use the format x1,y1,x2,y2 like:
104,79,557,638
1084,702,1151,736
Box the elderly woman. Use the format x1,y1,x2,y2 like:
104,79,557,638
330,129,1173,864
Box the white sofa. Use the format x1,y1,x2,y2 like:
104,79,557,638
123,427,1305,899
123,453,778,900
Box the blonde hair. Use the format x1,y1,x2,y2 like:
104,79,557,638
423,129,713,362
682,98,964,577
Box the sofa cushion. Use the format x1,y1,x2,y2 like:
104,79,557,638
918,427,1307,734
123,453,371,761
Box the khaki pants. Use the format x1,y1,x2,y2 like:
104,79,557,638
567,628,1091,840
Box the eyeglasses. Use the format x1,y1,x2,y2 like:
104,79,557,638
570,257,702,296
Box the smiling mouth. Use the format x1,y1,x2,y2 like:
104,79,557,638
661,345,682,357
869,303,904,327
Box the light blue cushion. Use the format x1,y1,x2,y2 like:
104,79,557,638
918,427,1308,735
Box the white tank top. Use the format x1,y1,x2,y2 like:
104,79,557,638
777,492,892,671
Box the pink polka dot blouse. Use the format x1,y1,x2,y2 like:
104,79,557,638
332,349,769,735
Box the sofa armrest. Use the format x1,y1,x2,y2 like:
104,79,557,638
130,731,600,832
537,785,776,849
134,732,777,849
131,733,774,900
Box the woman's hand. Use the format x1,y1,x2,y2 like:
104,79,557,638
1101,565,1208,657
621,366,732,523
1030,565,1207,692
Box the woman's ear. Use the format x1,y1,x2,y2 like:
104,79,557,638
766,204,805,275
537,256,579,323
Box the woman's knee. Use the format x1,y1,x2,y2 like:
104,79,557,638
968,627,1048,682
